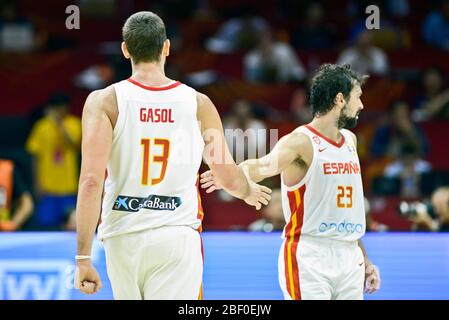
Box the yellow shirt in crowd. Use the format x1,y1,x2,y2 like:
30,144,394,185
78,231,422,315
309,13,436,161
26,115,81,195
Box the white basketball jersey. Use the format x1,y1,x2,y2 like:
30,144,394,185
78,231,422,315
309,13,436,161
281,125,366,242
97,79,205,240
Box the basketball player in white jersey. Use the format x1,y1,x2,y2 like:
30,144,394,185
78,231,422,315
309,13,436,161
73,11,271,299
201,64,381,300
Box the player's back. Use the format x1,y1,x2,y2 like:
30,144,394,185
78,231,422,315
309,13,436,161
98,78,204,240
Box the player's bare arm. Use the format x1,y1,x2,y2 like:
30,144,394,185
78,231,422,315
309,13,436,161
75,86,117,294
239,131,312,183
358,239,381,293
200,130,312,191
196,92,271,210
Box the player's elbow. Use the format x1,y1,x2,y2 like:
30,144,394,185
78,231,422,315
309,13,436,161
79,174,103,192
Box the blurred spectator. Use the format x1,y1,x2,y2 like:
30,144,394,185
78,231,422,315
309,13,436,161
422,0,449,50
248,189,284,232
337,30,389,76
244,30,306,84
223,100,267,164
409,186,449,231
365,197,388,232
371,100,429,158
413,66,449,121
74,63,116,90
414,66,446,109
26,93,81,229
273,88,313,139
291,3,336,50
0,159,34,231
206,9,269,53
0,1,37,53
383,143,432,198
289,88,313,125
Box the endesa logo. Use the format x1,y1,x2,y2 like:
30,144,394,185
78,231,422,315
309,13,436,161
319,220,364,234
113,194,181,212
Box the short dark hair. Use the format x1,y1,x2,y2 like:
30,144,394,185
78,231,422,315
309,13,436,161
309,64,365,117
122,11,167,64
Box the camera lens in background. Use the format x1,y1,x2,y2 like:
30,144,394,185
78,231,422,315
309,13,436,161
398,201,435,219
398,201,416,218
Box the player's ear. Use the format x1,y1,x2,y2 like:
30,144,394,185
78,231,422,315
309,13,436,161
334,92,345,108
121,42,131,59
162,39,170,57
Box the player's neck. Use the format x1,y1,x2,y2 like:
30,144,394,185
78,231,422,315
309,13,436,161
130,62,172,86
308,117,341,142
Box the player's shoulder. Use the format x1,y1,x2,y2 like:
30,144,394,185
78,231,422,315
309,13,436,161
84,85,117,113
195,90,212,105
195,90,216,116
87,85,116,104
282,127,313,150
290,126,312,141
341,128,357,146
82,85,118,125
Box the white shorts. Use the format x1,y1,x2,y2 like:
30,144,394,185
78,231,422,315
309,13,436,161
103,225,203,300
278,235,365,300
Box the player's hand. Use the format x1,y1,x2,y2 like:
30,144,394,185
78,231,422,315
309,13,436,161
75,259,102,295
200,170,222,193
364,261,381,294
243,179,272,211
200,170,272,210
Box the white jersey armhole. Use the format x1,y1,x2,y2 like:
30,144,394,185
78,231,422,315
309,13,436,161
112,82,127,144
281,129,317,191
193,89,206,150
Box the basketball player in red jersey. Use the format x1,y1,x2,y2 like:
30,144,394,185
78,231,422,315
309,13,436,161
201,64,381,299
74,11,271,299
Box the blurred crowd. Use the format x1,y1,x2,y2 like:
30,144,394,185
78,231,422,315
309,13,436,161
1,0,449,232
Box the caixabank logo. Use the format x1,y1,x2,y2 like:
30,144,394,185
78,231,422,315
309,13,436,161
113,194,182,212
0,260,71,300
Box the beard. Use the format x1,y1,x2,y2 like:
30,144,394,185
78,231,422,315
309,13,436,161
337,104,359,129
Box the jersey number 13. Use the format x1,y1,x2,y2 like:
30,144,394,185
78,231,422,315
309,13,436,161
141,138,170,186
